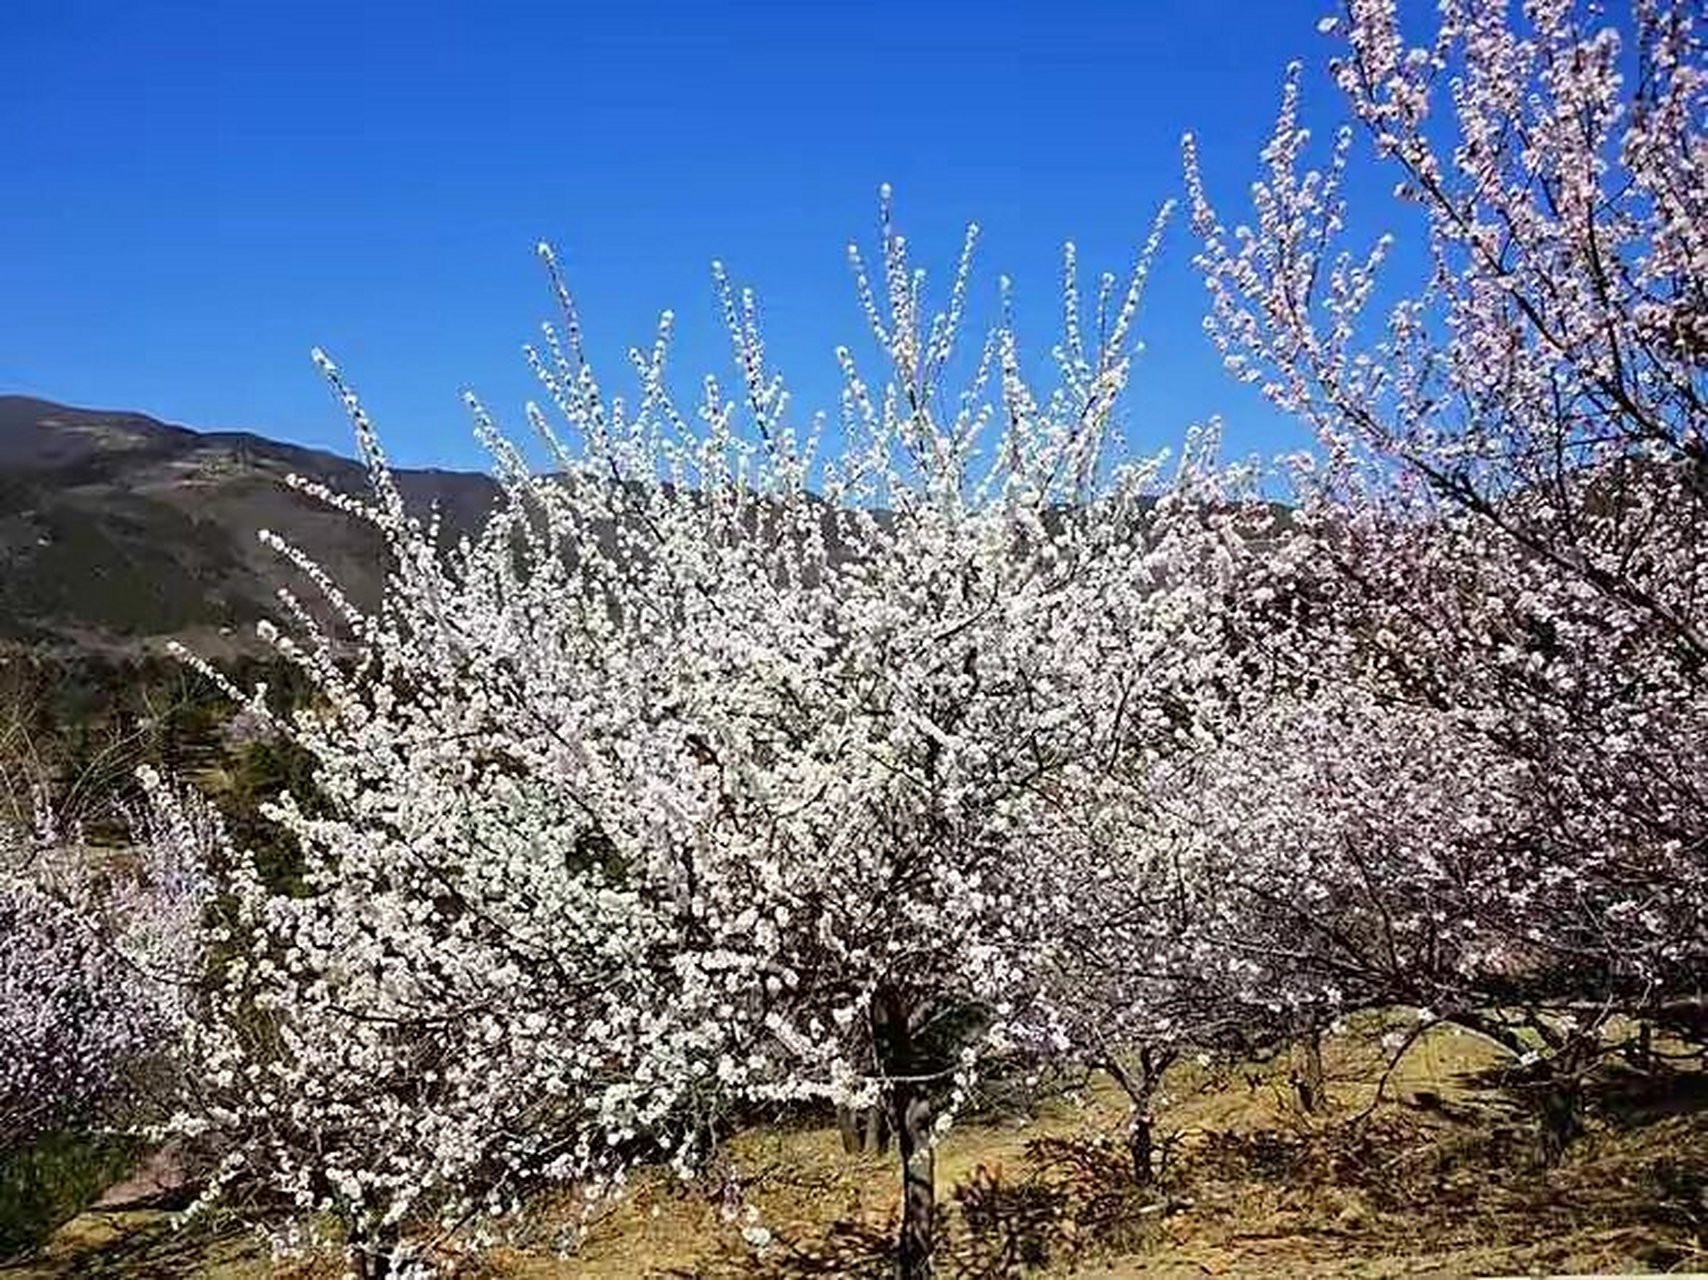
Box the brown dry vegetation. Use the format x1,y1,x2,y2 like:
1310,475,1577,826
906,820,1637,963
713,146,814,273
8,1021,1706,1279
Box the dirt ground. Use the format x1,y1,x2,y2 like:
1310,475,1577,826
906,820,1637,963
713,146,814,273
7,1022,1706,1278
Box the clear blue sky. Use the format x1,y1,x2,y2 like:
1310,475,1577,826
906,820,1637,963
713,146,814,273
3,0,1338,472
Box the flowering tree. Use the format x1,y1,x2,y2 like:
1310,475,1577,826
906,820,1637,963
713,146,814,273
1011,467,1307,1180
0,770,211,1159
163,189,1230,1277
1185,0,1708,1149
165,443,747,1274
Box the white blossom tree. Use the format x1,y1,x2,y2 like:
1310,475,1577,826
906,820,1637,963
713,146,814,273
1012,464,1305,1181
163,189,1233,1277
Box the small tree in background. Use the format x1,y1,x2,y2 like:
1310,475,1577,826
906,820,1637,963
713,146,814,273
1,770,212,1160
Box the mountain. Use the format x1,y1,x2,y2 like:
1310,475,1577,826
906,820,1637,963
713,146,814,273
0,395,501,656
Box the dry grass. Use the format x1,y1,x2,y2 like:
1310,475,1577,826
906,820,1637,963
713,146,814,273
7,1021,1706,1278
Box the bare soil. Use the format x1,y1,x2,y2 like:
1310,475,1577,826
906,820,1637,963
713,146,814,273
7,1023,1706,1278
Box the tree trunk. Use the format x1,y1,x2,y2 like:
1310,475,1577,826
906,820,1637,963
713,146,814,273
1294,1018,1327,1114
1537,1067,1584,1164
1533,1030,1596,1165
1127,1111,1155,1187
1103,1048,1174,1187
348,1224,398,1280
1445,1011,1589,1164
1624,1021,1654,1072
873,987,935,1279
838,1103,862,1154
837,1103,892,1154
867,1101,892,1154
892,1086,935,1279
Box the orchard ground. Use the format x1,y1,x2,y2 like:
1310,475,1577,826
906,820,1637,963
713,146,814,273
9,1017,1705,1278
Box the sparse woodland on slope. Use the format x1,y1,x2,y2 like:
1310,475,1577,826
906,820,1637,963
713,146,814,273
0,394,500,654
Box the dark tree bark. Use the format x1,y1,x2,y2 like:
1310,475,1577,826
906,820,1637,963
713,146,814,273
1446,1011,1592,1164
1532,1026,1597,1165
838,1103,862,1154
873,985,935,1279
1622,1021,1654,1072
1537,1072,1585,1164
1127,1111,1155,1187
1293,1017,1327,1114
892,1088,936,1280
1104,1045,1176,1187
867,1100,892,1154
347,1222,399,1280
836,1102,892,1154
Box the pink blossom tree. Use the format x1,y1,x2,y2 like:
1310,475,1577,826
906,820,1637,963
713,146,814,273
1185,0,1708,1150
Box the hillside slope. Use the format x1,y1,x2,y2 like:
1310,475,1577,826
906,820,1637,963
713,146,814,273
0,396,500,655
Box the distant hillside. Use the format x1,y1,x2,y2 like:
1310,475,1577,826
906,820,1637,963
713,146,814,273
0,395,501,656
0,395,1199,660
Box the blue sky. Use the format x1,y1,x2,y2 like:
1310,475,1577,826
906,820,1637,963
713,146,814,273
2,0,1341,472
